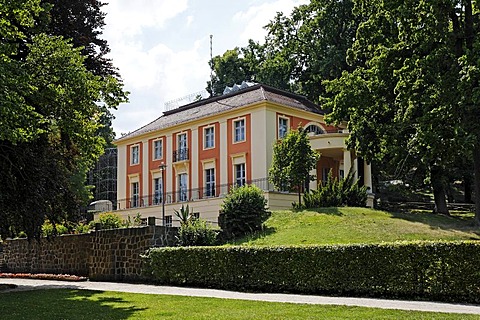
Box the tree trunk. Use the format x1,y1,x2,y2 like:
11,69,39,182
473,143,480,225
464,172,473,203
431,165,449,215
298,184,302,206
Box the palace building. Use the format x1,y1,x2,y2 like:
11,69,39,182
114,83,373,226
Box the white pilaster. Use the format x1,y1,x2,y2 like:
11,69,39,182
166,133,173,201
191,127,199,190
220,120,228,186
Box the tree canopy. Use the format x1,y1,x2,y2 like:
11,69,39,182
324,0,480,217
0,1,128,239
269,126,319,205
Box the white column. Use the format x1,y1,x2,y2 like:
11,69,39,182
309,167,317,191
220,120,228,186
191,127,199,195
142,139,149,206
363,161,372,192
165,133,173,202
343,149,353,176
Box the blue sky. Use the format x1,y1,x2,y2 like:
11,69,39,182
102,0,308,137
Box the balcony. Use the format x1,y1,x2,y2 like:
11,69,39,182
173,148,189,162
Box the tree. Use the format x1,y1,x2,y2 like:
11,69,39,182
207,0,361,103
269,126,319,205
324,0,480,217
0,2,127,239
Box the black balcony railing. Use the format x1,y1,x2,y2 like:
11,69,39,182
117,177,277,210
173,148,189,162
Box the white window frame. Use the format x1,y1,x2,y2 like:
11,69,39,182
153,139,163,160
205,168,215,197
153,177,163,205
131,144,140,165
278,116,289,139
177,133,188,161
131,181,139,207
233,118,246,143
204,126,215,149
235,163,246,187
165,215,172,227
178,173,188,202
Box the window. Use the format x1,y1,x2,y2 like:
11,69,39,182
176,133,188,161
235,163,246,187
205,168,215,197
153,140,163,160
131,182,139,207
234,119,245,142
204,127,215,149
131,145,139,165
178,173,187,202
339,169,345,180
153,177,163,205
306,124,324,135
165,215,172,227
278,117,289,139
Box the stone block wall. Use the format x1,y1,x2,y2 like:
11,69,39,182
2,226,177,281
89,226,177,281
3,234,90,276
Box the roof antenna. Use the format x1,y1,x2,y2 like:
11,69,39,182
210,34,214,96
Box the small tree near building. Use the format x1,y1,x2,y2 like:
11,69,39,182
269,126,319,205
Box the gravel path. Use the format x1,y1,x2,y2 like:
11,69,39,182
2,278,480,315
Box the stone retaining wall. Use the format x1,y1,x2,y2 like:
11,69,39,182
2,226,177,281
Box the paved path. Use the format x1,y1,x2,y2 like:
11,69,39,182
2,278,480,315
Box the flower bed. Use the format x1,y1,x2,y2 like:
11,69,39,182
0,273,87,281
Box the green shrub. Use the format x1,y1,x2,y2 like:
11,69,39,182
41,220,69,237
302,169,367,209
177,219,218,246
174,204,195,226
142,241,480,304
218,185,270,239
90,212,125,230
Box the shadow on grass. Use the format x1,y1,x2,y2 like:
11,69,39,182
230,226,277,245
390,210,480,239
292,207,344,216
0,289,146,320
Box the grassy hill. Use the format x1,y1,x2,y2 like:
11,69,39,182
230,207,480,246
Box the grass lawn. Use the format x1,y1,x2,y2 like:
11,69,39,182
1,289,477,320
231,207,480,246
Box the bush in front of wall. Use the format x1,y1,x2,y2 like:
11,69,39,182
89,212,125,230
218,185,270,239
177,219,218,246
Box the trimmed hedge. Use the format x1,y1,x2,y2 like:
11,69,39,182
142,241,480,303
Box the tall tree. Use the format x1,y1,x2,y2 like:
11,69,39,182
269,126,319,205
0,3,127,239
207,0,361,103
325,0,480,217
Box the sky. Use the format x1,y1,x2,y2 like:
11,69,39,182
102,0,308,137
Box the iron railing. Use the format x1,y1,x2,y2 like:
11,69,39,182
173,148,189,162
117,177,275,210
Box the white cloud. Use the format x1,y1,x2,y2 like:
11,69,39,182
103,0,189,39
233,0,309,43
186,15,194,28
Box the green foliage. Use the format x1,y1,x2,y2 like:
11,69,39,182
143,241,480,304
0,2,128,239
219,185,270,239
90,212,125,230
41,221,69,237
177,219,218,247
269,126,319,205
173,204,194,227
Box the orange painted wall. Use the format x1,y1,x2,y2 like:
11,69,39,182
126,142,143,208
198,122,220,196
317,157,339,182
227,114,251,185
